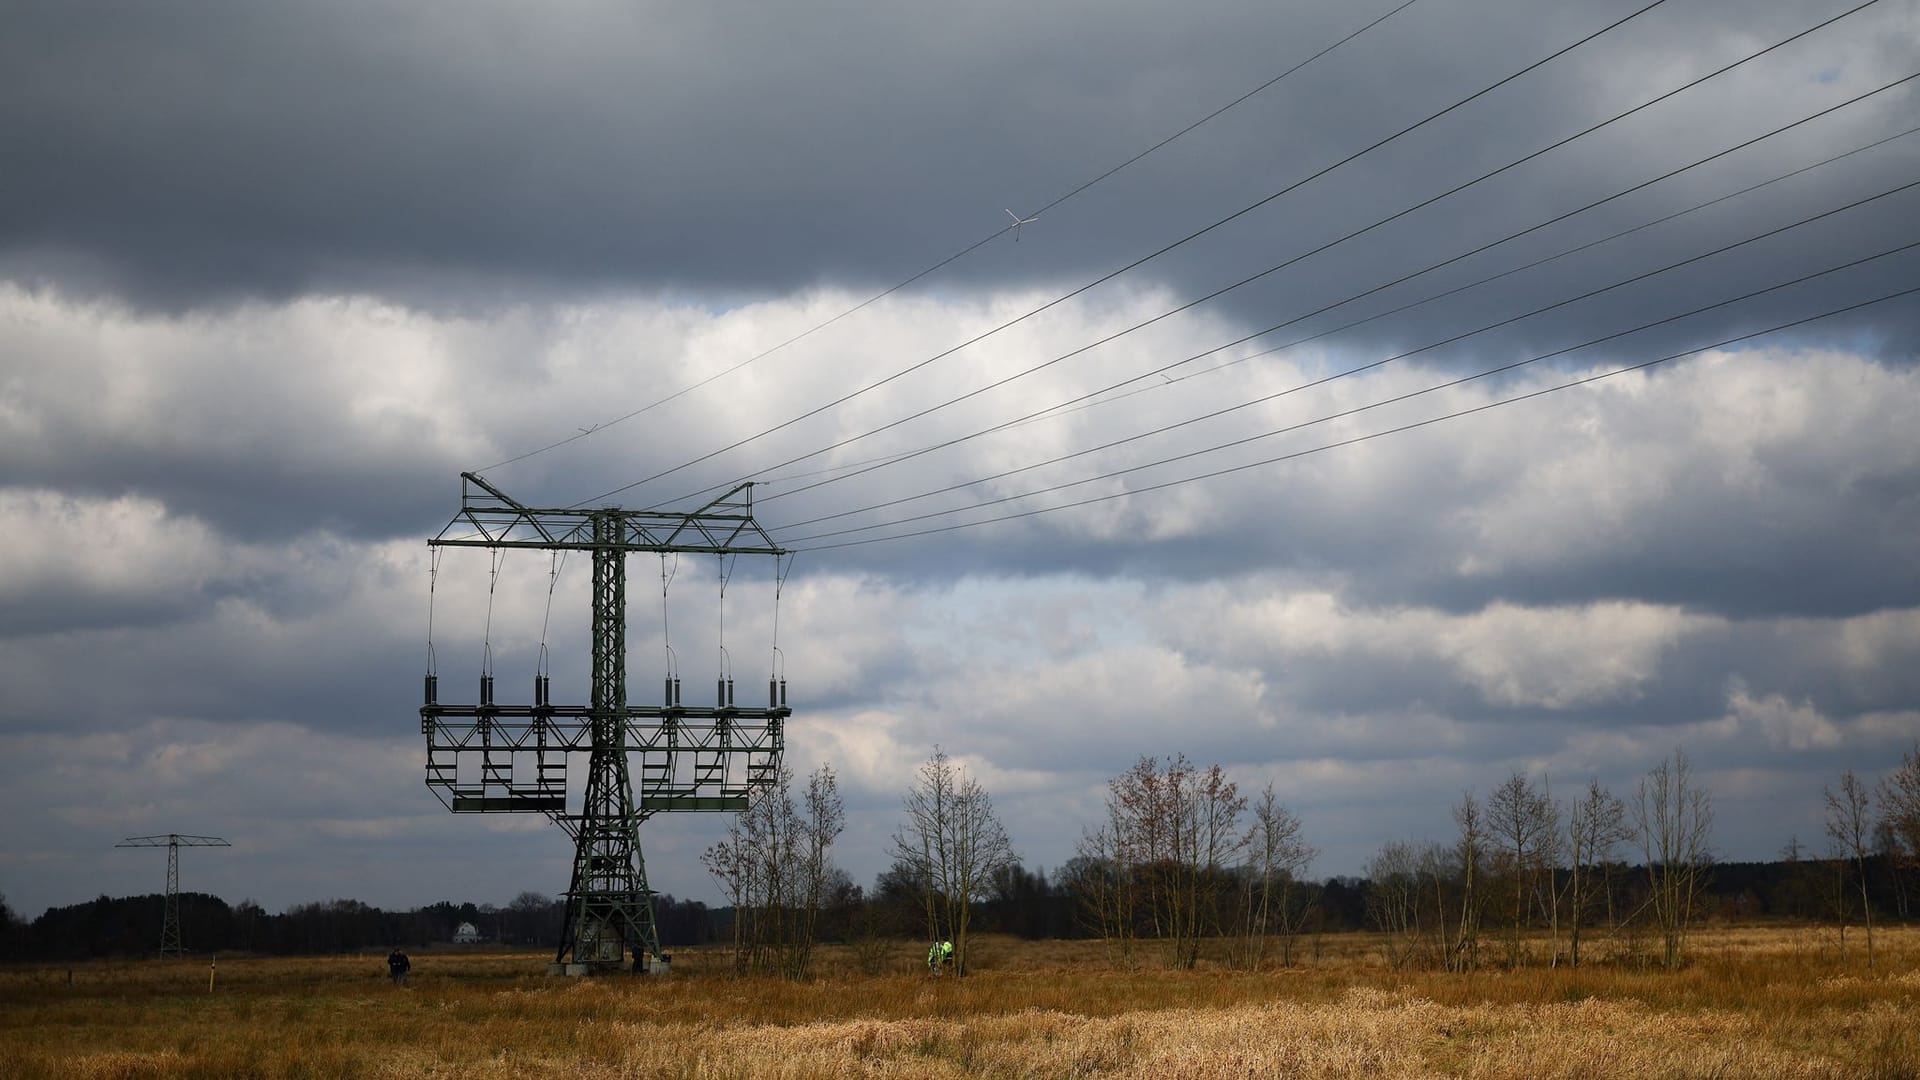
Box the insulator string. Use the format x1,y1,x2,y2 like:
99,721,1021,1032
426,546,443,676
770,553,792,679
482,548,504,678
718,554,737,680
660,553,678,676
538,550,565,676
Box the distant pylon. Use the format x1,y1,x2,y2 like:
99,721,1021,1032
115,834,230,958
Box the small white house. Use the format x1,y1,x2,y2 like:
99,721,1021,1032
453,921,481,944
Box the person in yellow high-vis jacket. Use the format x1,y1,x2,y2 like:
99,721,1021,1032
926,939,954,975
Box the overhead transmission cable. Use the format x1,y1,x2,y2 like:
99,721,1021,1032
757,75,1920,508
750,108,1920,494
772,183,1920,535
780,211,1920,542
1016,0,1425,221
577,0,1681,509
633,0,1880,512
1054,120,1920,417
791,266,1920,551
473,0,1426,475
763,125,1920,500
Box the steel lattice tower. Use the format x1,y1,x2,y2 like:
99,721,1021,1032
421,473,788,973
115,834,230,958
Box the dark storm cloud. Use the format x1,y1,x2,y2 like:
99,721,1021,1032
5,0,1915,355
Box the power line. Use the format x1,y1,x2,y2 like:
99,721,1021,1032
576,0,1680,509
782,239,1920,547
794,281,1920,552
641,0,1881,512
1066,122,1920,415
771,181,1920,532
756,78,1920,508
472,0,1427,475
1024,0,1426,222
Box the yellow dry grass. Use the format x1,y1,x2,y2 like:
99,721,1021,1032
4,925,1916,1078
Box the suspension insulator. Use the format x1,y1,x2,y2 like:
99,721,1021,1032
424,674,438,706
716,678,726,707
725,679,735,707
480,674,494,706
768,679,778,708
778,679,787,708
535,674,550,707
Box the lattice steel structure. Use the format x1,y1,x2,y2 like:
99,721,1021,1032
421,473,789,972
115,833,230,958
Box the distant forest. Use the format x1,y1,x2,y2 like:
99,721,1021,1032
2,854,1909,963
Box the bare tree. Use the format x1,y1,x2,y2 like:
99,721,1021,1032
1074,755,1246,969
702,775,772,974
1233,783,1316,969
1168,760,1248,968
1365,840,1424,969
1880,742,1920,908
1824,768,1875,968
1632,749,1713,970
792,765,845,976
1875,820,1911,920
1536,776,1566,960
1419,841,1462,970
701,764,844,977
1565,778,1630,968
1451,791,1485,972
890,747,1016,976
1069,820,1135,965
1487,770,1555,966
1365,837,1461,971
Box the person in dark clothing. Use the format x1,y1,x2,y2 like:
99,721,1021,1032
387,949,410,985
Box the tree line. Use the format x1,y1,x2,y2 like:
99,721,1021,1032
709,743,1920,977
5,743,1916,969
0,891,724,962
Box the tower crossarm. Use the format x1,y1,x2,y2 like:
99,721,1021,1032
114,835,232,848
431,473,786,555
423,706,786,815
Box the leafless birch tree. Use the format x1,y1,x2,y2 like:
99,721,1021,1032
1881,742,1920,907
1824,768,1875,967
1488,770,1555,966
1565,777,1630,968
890,747,1016,976
1233,783,1316,969
701,763,844,978
1633,749,1713,970
1451,791,1485,972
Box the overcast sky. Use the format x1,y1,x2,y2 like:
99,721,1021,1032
3,0,1918,924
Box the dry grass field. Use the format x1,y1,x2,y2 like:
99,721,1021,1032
4,926,1917,1078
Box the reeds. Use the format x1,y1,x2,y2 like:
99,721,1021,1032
4,925,1915,1078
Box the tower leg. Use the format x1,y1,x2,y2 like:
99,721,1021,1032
160,837,183,959
554,514,660,972
556,747,660,970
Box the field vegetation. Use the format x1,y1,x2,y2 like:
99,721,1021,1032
5,925,1917,1079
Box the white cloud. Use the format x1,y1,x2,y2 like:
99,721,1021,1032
3,281,1918,917
1168,589,1712,710
1719,678,1843,750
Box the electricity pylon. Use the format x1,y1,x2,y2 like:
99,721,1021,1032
115,833,230,958
421,473,789,973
